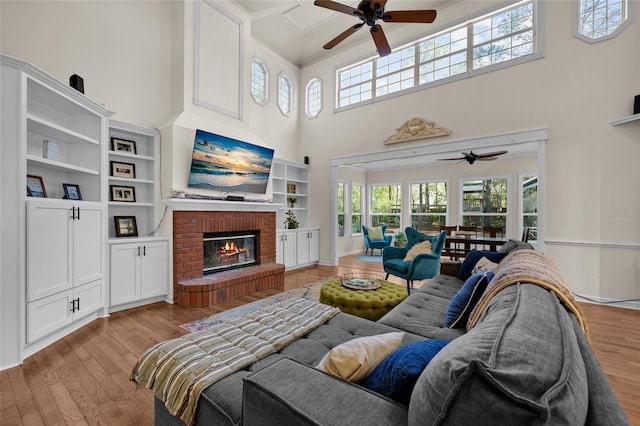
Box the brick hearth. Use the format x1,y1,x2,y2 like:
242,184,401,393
173,210,284,307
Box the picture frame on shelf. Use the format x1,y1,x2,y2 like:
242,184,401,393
110,161,136,179
62,183,82,200
114,216,138,237
26,175,47,197
110,185,136,202
111,137,137,154
287,183,296,194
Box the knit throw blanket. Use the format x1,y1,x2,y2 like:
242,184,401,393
130,298,340,426
466,249,590,341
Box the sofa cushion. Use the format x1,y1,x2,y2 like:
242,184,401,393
499,239,534,254
409,284,589,425
361,339,450,405
403,240,432,261
316,332,405,382
444,271,494,328
368,226,384,241
471,256,499,274
458,250,506,280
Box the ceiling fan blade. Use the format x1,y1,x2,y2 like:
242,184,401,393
323,23,364,50
476,150,508,158
314,0,363,17
382,10,437,23
438,156,465,161
370,24,391,57
477,157,498,161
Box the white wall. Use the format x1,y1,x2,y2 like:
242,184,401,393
300,1,640,302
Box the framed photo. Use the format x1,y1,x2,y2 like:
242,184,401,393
111,137,137,154
26,175,47,197
287,183,296,194
114,216,138,237
62,183,82,200
110,185,136,202
110,161,136,179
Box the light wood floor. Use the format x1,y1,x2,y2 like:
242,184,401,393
1,256,638,425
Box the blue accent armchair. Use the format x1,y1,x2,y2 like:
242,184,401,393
382,228,447,292
362,224,393,255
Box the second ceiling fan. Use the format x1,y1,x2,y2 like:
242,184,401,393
314,0,437,57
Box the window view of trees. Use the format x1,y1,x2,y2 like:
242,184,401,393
462,178,508,227
410,182,447,233
370,184,402,233
337,182,345,237
522,175,538,241
351,184,363,234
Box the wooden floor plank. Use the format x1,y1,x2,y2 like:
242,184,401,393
2,256,638,425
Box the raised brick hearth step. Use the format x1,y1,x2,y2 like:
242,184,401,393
175,263,285,307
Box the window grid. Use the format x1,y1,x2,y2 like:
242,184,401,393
305,77,322,118
336,0,536,110
370,184,402,234
461,178,508,228
410,182,448,234
472,2,534,69
376,46,416,97
578,0,625,39
277,73,293,116
351,184,363,235
338,181,345,237
250,60,268,105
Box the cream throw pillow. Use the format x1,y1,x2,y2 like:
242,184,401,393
316,332,405,383
403,240,432,262
472,256,499,274
368,226,384,241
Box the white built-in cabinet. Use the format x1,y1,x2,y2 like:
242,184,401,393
272,158,320,270
107,122,167,311
0,55,112,353
109,239,168,308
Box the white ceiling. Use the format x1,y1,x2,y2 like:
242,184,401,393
232,0,454,67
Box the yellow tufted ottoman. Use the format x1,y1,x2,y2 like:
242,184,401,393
319,278,408,321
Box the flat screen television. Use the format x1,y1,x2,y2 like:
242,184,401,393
188,129,275,194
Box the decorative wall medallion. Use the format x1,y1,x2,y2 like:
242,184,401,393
384,117,451,145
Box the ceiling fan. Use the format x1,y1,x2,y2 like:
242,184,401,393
439,150,508,164
313,0,437,57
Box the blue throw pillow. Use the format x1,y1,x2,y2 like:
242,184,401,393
445,271,494,328
457,250,506,281
361,339,450,405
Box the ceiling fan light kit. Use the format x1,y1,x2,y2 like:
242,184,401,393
314,0,437,57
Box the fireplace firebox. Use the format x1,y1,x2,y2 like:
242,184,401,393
203,231,257,274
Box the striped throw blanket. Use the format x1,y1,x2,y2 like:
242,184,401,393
466,249,590,341
130,297,340,425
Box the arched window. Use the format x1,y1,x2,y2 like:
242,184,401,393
574,0,634,43
277,72,293,116
305,77,322,119
250,58,268,105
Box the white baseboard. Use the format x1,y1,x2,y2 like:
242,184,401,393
574,294,640,310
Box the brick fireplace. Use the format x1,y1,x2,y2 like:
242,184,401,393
170,200,284,307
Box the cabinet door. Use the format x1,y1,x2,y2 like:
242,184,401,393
74,280,103,320
276,232,284,264
296,231,310,265
109,243,140,306
308,229,320,263
27,202,72,302
26,289,74,343
73,206,103,286
282,231,297,268
140,241,168,299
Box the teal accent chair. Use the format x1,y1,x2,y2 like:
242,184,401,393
383,228,447,292
362,224,392,255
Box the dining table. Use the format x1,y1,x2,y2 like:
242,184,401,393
442,234,508,259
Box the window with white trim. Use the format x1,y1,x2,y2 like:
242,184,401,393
338,181,346,237
305,77,322,118
574,0,634,42
277,72,293,116
370,184,402,234
351,184,363,235
410,181,448,234
336,0,538,110
461,177,508,228
250,58,268,105
521,174,538,241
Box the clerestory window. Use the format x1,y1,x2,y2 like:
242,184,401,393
305,77,322,119
277,72,293,116
336,0,540,111
250,58,268,105
574,0,634,43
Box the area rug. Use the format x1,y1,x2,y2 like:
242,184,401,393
180,280,330,332
354,255,383,263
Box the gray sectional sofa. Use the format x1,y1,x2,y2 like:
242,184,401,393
154,242,629,425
